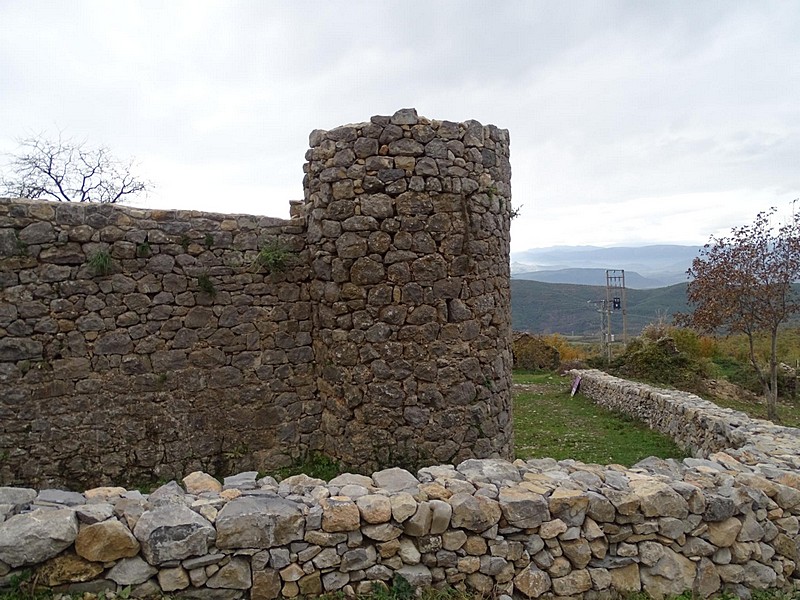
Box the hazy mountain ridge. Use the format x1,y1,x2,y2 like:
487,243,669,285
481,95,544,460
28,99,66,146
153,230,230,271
511,244,699,288
513,268,669,289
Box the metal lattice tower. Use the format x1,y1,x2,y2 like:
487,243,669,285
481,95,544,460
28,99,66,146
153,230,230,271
605,269,628,362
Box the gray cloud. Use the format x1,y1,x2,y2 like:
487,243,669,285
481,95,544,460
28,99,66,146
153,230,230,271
1,1,798,249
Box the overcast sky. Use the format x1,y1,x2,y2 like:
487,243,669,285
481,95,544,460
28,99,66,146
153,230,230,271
1,1,798,253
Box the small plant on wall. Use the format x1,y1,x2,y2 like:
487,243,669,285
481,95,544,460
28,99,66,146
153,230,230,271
197,272,216,297
251,240,293,274
14,232,28,256
87,249,113,276
136,241,151,257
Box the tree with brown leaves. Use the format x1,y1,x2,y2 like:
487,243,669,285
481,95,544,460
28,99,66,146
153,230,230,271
678,206,800,421
1,135,149,203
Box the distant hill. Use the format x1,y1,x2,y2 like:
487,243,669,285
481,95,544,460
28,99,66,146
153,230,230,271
511,244,699,288
511,279,690,336
513,268,666,289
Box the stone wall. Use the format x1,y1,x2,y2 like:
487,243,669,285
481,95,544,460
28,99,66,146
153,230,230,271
0,108,514,488
3,353,800,600
571,369,791,461
0,200,316,489
303,108,513,470
3,379,800,600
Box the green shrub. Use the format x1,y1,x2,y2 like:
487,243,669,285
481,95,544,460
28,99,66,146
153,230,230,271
610,335,708,387
512,333,560,370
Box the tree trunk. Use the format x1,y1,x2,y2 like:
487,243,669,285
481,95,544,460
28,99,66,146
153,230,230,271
746,330,777,422
767,329,780,423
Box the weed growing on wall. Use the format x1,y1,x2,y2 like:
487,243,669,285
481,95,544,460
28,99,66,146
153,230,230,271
197,273,216,296
87,250,113,276
13,232,28,256
251,240,293,274
135,241,151,257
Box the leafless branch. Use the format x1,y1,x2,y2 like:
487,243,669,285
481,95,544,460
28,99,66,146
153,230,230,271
0,134,150,203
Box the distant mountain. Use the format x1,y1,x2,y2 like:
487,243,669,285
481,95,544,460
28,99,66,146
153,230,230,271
511,244,699,288
513,268,666,289
511,279,690,336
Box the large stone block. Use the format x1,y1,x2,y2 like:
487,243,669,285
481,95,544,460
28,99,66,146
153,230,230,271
498,486,549,529
449,493,501,532
0,508,78,567
75,518,140,562
133,504,215,565
215,496,304,549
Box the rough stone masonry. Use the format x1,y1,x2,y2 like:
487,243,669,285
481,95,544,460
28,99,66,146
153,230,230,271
3,370,800,599
0,108,514,488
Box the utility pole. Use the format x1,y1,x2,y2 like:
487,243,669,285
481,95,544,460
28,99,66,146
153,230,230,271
588,300,607,362
605,269,628,362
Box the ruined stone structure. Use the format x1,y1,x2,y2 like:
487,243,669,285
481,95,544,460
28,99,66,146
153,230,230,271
0,109,514,488
2,372,800,599
303,109,513,470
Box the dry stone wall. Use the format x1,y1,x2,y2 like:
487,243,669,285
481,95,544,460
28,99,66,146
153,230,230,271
4,378,800,600
303,108,514,470
0,200,316,488
3,275,800,599
0,108,514,489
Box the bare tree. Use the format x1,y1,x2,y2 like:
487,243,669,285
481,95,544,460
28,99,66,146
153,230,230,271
1,135,149,203
678,206,800,421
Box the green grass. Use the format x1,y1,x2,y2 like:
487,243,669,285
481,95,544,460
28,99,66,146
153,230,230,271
317,576,478,600
271,452,342,482
513,371,689,465
86,249,113,276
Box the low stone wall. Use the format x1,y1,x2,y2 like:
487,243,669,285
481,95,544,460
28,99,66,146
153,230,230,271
2,370,800,599
573,369,800,470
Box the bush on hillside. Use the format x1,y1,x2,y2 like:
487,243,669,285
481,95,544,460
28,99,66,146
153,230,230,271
540,333,590,363
712,355,798,400
512,333,560,371
641,323,718,360
609,335,709,387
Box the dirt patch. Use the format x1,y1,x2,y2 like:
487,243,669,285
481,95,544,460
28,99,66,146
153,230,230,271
513,383,553,395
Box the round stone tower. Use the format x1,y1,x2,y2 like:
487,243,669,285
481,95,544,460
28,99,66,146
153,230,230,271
303,108,513,471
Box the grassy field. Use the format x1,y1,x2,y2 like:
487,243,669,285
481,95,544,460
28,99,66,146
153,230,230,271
513,371,689,465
